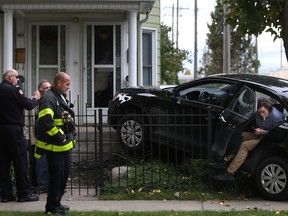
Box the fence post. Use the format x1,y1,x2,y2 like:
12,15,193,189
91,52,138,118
207,106,212,163
98,109,104,189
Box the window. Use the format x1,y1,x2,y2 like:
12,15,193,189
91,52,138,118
178,82,234,106
227,86,255,118
31,24,66,88
142,29,156,86
86,25,116,108
94,26,113,65
39,26,58,65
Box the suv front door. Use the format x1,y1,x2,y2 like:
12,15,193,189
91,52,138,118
212,86,256,158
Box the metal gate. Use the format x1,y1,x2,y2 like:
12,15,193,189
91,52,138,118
26,108,212,197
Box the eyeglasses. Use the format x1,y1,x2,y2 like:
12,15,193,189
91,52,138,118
11,75,19,79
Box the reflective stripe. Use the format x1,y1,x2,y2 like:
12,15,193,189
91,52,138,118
47,127,64,136
36,139,75,152
34,152,41,159
39,108,54,118
54,118,64,125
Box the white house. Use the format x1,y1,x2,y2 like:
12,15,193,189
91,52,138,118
0,0,160,119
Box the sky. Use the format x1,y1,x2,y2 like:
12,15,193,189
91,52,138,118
160,0,286,76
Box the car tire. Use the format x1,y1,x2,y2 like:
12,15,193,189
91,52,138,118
255,156,288,201
117,114,147,153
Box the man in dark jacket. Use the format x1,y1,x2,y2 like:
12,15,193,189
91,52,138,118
0,68,40,203
35,72,76,215
213,97,285,181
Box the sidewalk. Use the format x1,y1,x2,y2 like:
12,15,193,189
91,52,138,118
0,192,287,212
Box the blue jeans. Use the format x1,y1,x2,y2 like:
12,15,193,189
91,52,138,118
37,154,48,188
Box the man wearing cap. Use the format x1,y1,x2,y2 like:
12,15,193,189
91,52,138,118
0,68,40,202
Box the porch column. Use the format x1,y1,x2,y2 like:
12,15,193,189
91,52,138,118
128,10,137,87
0,15,3,70
3,10,14,70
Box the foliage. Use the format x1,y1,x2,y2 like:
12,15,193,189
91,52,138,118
224,0,288,61
101,159,258,201
160,23,190,85
200,0,260,76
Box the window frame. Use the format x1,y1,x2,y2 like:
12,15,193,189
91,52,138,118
140,28,157,86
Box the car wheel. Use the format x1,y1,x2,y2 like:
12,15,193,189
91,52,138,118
117,114,147,152
255,156,288,201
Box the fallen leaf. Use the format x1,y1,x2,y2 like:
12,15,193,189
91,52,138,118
264,203,270,206
153,189,161,193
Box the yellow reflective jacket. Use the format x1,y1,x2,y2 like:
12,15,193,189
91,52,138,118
35,87,76,158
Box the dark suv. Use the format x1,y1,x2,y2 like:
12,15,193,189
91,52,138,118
108,74,288,201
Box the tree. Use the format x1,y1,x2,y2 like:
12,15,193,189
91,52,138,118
225,0,288,62
160,23,190,85
201,0,260,76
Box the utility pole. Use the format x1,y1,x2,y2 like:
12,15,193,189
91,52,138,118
223,3,230,74
163,1,188,48
256,36,258,74
172,4,174,45
176,0,179,48
194,0,198,79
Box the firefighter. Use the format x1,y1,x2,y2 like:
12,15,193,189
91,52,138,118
0,68,40,203
35,72,76,215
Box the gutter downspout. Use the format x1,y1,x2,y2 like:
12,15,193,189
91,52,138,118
128,10,138,87
138,12,149,85
140,12,149,24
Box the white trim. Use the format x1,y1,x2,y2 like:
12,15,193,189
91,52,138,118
121,21,128,89
0,14,3,71
2,3,140,11
82,22,126,115
27,22,70,95
128,11,137,87
3,10,13,69
140,27,157,86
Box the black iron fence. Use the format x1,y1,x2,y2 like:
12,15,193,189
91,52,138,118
26,107,212,197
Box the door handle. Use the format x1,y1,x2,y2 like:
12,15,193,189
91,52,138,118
219,114,226,123
228,123,236,129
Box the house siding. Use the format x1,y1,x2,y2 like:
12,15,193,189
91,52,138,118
142,0,160,85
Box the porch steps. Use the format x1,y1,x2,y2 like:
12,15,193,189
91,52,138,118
71,125,123,162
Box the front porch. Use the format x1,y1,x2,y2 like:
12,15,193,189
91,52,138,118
0,0,160,117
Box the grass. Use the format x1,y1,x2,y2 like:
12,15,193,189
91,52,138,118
3,160,277,216
99,159,261,201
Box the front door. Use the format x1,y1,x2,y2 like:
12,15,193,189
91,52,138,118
212,86,256,157
29,24,67,89
83,24,122,118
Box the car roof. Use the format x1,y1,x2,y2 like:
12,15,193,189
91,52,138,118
209,73,288,96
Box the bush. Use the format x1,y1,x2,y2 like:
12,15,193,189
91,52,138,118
101,159,260,200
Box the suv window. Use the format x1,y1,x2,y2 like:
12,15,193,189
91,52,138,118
178,82,234,106
227,86,255,118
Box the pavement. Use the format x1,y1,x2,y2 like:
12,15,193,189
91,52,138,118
0,191,288,213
